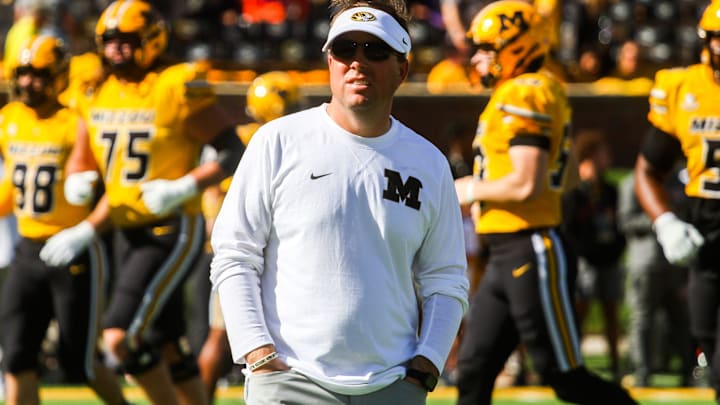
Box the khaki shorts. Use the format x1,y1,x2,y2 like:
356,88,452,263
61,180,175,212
245,370,427,405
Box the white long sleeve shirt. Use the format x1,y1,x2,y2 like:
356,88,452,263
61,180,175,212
210,104,469,395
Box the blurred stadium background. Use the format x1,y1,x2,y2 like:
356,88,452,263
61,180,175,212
0,0,714,82
0,0,714,168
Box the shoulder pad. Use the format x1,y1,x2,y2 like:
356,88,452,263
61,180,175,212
650,67,688,100
158,63,214,99
69,53,103,84
495,74,553,121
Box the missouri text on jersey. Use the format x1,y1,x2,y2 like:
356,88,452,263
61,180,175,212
90,109,156,125
690,116,720,133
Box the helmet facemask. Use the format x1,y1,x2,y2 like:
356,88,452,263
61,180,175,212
698,1,720,80
99,31,145,77
95,0,168,76
469,43,501,88
10,36,68,107
701,32,720,79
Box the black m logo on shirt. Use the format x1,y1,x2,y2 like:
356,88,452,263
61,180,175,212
383,169,422,210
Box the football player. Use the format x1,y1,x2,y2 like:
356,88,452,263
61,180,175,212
452,2,638,404
39,1,245,404
634,0,720,398
195,71,303,403
0,34,129,405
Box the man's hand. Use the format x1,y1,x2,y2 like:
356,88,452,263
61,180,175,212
404,355,439,390
64,171,98,206
40,221,95,267
140,175,198,216
653,212,704,265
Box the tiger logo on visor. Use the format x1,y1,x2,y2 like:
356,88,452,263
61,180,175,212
351,11,376,22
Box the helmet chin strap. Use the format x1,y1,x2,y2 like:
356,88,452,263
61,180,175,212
18,86,51,108
480,74,496,88
480,59,502,88
707,45,720,83
108,58,145,81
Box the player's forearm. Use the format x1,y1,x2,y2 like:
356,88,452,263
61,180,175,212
85,194,112,234
0,178,13,217
634,155,672,221
186,161,227,191
440,2,468,50
463,173,544,204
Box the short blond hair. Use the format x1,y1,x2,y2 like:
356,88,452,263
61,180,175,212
329,0,411,32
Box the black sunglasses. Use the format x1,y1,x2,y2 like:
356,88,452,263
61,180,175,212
102,31,142,46
330,39,397,62
14,65,53,79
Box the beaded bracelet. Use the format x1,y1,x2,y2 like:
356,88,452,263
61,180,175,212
248,351,279,372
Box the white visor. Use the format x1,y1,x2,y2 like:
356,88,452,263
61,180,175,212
322,7,412,56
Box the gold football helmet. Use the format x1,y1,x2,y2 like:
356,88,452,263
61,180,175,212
8,34,69,102
698,0,720,73
467,0,548,87
246,71,302,124
95,0,168,69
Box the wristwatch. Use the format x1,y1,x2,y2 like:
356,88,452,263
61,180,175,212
405,368,438,392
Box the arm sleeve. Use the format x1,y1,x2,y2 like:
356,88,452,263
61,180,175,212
639,126,682,173
210,127,274,363
216,272,270,364
413,160,470,370
415,293,465,373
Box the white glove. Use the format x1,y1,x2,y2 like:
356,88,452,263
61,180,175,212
40,220,95,267
653,212,704,265
64,171,99,206
140,175,198,216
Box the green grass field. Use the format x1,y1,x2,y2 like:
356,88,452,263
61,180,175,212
1,385,713,404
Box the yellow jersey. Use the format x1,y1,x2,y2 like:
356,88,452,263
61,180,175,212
83,62,216,227
0,102,90,240
648,64,720,199
473,70,572,234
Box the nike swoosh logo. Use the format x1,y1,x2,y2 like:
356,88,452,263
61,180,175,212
512,263,531,278
402,37,408,45
310,173,332,180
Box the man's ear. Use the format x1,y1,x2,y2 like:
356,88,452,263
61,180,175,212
399,59,410,82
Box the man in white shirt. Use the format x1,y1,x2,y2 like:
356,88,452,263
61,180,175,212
210,0,469,403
